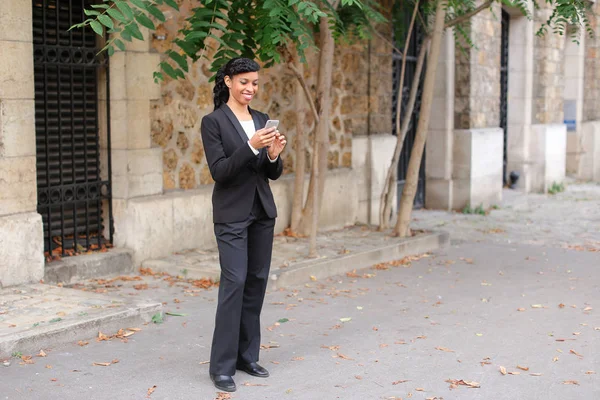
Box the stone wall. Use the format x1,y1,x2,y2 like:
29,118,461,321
148,2,373,190
584,3,600,122
533,4,565,124
454,4,501,130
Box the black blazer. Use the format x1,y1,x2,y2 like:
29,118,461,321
200,104,283,224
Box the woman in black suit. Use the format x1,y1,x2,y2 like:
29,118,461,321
200,57,287,393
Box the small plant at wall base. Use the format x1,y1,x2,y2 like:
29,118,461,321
548,182,565,195
462,204,486,215
379,0,593,237
71,0,386,257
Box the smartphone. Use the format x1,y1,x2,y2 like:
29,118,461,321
264,120,279,130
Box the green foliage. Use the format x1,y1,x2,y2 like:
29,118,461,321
548,181,565,195
462,203,486,215
72,0,384,82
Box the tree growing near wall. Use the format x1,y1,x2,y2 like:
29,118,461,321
379,0,593,236
73,0,385,256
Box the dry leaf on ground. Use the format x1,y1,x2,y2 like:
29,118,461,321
243,382,269,386
334,353,353,360
147,385,157,397
585,371,595,375
446,379,480,389
517,365,529,371
562,380,579,385
500,366,507,375
392,379,410,385
570,349,583,358
93,362,111,367
530,373,543,376
77,341,89,346
435,346,454,353
215,393,231,400
37,350,47,357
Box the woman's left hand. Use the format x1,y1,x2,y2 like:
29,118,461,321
268,131,287,160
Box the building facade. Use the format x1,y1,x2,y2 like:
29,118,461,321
1,0,599,287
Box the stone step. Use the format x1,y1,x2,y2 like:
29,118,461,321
44,248,134,285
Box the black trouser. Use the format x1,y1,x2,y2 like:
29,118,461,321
209,192,275,376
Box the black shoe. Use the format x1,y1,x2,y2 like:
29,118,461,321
210,374,236,392
236,362,270,378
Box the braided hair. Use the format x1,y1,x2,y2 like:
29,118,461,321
213,57,261,110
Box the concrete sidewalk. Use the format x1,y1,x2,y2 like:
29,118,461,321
1,227,448,359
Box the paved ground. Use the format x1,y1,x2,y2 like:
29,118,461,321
0,182,598,400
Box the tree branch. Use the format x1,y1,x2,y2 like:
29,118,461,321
444,0,494,29
373,28,404,57
288,62,320,125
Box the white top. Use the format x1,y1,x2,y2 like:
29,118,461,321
237,118,278,162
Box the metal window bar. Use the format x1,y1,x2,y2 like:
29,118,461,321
392,14,426,210
33,0,113,259
500,10,510,185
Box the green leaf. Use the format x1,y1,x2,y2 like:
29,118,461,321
278,318,289,323
125,23,144,40
114,1,134,19
49,317,63,323
167,51,189,72
153,71,165,83
164,0,180,10
165,312,187,317
160,61,180,79
152,312,164,324
114,38,126,51
147,5,166,22
135,13,156,30
98,14,114,29
84,9,100,16
121,28,132,42
90,3,110,9
107,46,114,56
90,20,104,36
107,8,127,23
130,0,148,10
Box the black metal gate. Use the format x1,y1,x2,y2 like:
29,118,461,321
392,11,426,209
500,10,510,185
33,0,113,259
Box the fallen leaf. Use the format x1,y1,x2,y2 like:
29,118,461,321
559,303,565,308
45,365,52,369
50,378,57,382
93,362,112,367
435,346,454,353
415,388,425,391
583,306,593,312
500,366,507,375
379,344,389,348
270,361,280,364
77,341,89,347
321,345,340,351
198,361,210,365
562,380,579,385
215,392,231,400
310,275,317,281
147,385,157,397
355,375,362,380
531,304,544,309
570,349,583,358
445,379,480,389
517,308,526,312
517,365,529,371
340,317,352,323
508,371,520,375
553,357,559,362
392,379,410,385
97,332,110,341
585,371,595,375
530,373,543,376
127,328,142,332
242,382,269,386
38,350,47,358
335,353,353,360
573,332,581,336
292,357,304,361
111,359,119,364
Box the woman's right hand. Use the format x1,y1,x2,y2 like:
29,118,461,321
249,127,277,149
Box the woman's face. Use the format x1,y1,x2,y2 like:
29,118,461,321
226,72,259,107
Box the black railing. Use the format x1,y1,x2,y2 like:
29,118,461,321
500,10,510,185
33,0,113,259
392,13,426,209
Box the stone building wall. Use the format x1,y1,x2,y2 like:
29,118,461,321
584,3,600,122
454,4,501,130
148,2,373,191
533,4,565,124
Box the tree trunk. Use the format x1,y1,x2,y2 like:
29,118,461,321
395,0,447,237
379,35,429,230
301,16,336,256
378,2,419,230
290,65,307,233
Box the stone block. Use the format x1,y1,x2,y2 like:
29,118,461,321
0,99,35,157
579,121,600,181
108,100,128,149
123,27,152,52
318,168,358,229
171,187,217,252
112,195,174,266
352,136,369,202
0,1,32,42
368,134,396,224
127,100,152,149
426,129,452,180
111,148,163,199
109,52,126,101
0,41,34,100
0,156,37,216
529,123,567,192
0,212,44,287
425,178,453,211
125,53,161,100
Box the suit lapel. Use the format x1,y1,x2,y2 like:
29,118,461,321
220,104,249,145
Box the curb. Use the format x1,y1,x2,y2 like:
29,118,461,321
268,231,449,290
0,302,162,358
